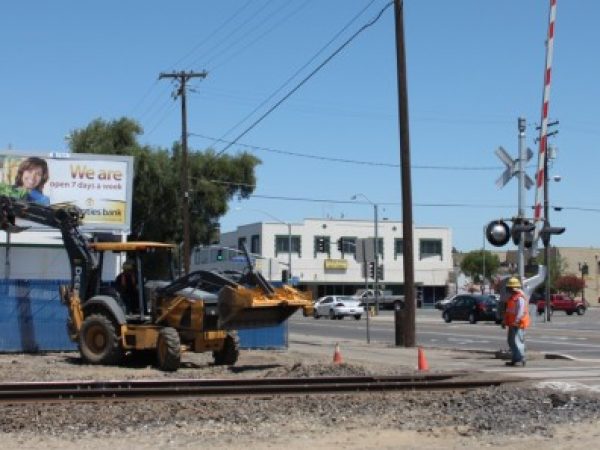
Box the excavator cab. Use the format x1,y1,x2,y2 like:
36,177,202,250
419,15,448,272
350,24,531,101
89,241,177,321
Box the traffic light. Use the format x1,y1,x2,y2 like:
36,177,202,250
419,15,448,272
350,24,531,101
216,249,224,261
485,220,510,247
368,261,375,279
316,237,326,252
376,264,384,280
337,238,344,252
281,269,289,284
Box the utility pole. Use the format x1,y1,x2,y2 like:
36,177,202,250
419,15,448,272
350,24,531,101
538,120,559,322
517,117,527,281
394,0,415,347
159,70,207,275
374,203,380,314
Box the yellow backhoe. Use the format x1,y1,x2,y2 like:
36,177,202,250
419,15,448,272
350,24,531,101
0,197,313,371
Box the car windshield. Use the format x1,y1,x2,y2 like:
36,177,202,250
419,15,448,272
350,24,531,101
476,296,496,305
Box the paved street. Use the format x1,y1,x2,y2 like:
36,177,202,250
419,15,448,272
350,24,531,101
289,307,600,391
289,307,600,359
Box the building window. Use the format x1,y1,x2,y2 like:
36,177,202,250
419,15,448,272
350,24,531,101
275,235,301,257
250,234,260,254
314,236,330,257
339,236,356,257
419,239,442,260
237,237,247,251
394,238,403,260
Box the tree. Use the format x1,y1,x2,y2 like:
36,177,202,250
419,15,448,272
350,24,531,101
68,117,260,246
555,274,585,297
460,250,500,282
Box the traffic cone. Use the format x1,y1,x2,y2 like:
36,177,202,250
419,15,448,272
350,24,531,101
417,347,429,371
333,343,343,364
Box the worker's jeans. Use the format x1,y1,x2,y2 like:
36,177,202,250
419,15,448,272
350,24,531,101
507,326,525,362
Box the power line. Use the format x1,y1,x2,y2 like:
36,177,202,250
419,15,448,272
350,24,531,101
199,178,600,213
210,0,379,146
207,0,313,73
187,0,276,70
215,1,394,156
171,0,255,70
189,132,516,171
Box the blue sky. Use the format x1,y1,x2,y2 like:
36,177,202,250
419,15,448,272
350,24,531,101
1,1,599,252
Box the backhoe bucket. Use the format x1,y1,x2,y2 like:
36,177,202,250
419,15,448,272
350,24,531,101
217,285,313,330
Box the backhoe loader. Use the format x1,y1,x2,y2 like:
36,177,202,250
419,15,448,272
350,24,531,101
0,196,313,371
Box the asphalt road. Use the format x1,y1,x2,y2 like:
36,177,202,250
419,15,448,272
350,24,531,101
289,307,600,360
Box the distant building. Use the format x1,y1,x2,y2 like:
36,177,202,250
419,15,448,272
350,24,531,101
191,218,453,306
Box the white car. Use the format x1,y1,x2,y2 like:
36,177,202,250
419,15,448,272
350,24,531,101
313,295,364,320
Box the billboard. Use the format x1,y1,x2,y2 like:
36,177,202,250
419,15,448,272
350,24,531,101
0,151,134,233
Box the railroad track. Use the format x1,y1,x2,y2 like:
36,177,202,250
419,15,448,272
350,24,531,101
0,373,512,403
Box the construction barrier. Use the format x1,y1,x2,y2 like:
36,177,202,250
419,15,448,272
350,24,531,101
0,279,288,353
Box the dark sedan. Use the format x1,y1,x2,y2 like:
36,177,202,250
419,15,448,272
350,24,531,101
442,294,501,324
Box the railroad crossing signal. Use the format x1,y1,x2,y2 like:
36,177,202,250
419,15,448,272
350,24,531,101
495,146,534,189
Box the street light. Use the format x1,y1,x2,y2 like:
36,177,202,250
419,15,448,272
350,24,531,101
351,193,380,313
579,262,588,302
236,207,292,282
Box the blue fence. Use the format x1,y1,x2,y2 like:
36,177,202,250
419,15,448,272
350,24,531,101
0,279,287,353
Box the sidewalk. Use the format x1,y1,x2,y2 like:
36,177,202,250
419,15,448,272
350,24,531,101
288,331,597,375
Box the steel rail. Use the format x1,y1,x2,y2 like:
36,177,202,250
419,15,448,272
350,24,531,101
0,374,511,403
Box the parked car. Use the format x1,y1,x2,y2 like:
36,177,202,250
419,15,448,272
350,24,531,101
434,296,455,310
313,295,365,320
353,289,410,310
442,294,501,324
534,293,587,316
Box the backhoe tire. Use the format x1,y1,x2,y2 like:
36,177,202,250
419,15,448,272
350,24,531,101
79,314,123,366
213,332,239,366
156,327,181,372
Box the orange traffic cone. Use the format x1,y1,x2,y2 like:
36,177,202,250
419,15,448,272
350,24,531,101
333,343,343,364
417,347,429,371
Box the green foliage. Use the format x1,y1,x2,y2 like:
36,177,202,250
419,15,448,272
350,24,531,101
68,117,260,247
460,250,500,281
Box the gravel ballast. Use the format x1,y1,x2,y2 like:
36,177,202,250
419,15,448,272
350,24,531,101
0,351,599,449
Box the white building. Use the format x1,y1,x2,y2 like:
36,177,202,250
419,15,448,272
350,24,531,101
192,218,453,306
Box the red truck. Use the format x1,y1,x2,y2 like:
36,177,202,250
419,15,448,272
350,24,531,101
535,294,587,316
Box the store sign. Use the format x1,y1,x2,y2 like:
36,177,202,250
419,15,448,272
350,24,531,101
324,259,348,270
0,151,134,232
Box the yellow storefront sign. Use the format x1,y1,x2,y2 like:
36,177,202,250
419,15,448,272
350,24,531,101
324,259,348,270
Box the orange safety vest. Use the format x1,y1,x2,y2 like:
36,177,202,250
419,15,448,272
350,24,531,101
504,290,530,329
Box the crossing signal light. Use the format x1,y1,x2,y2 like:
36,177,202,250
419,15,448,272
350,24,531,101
485,220,510,247
216,249,224,261
511,218,535,247
540,225,565,247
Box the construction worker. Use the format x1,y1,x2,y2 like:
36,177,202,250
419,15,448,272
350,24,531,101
116,261,138,313
503,277,530,366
